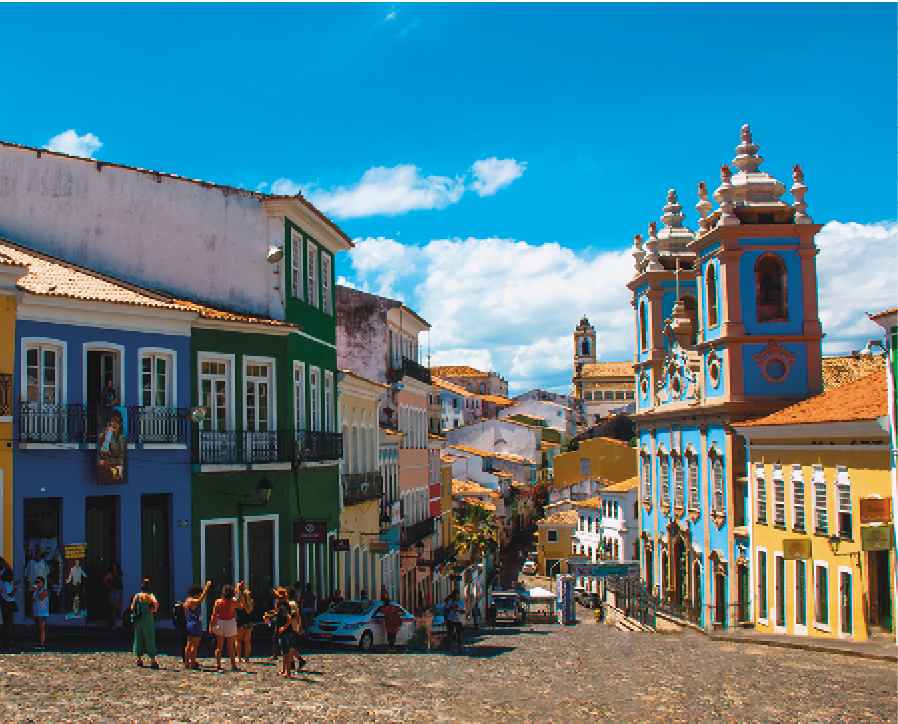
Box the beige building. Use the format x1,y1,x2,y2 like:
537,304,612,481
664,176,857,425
570,316,635,421
536,508,578,577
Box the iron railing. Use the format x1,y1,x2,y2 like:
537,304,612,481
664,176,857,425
195,428,342,465
419,544,455,569
127,406,191,444
342,471,383,506
20,402,191,445
604,576,703,629
19,402,87,443
0,374,11,417
400,516,435,548
706,601,752,631
388,356,432,385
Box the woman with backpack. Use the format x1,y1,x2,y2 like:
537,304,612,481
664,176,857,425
234,581,253,663
182,580,211,670
131,579,159,669
209,584,244,671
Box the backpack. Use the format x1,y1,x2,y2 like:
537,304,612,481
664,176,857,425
172,601,186,630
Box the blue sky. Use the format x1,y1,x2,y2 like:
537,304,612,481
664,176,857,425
1,3,895,393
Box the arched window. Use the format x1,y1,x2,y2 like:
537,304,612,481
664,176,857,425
706,264,719,329
755,253,788,322
581,337,590,356
639,302,649,352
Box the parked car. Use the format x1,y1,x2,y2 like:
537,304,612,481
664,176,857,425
308,600,415,651
521,560,537,575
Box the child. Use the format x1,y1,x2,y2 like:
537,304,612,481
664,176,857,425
32,575,49,649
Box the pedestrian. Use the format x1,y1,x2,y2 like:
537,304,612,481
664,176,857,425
209,584,243,672
486,601,497,630
101,378,118,406
272,587,304,678
183,581,211,670
103,561,123,630
445,590,466,653
471,602,481,630
131,578,159,668
235,581,253,663
24,550,48,618
0,568,19,647
329,589,344,609
31,574,49,650
379,597,403,652
300,582,316,632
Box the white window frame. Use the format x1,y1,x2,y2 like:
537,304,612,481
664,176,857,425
791,464,805,532
773,552,787,634
813,464,827,535
672,454,684,509
309,366,321,432
793,558,808,636
293,361,306,432
291,229,304,301
138,347,177,409
813,560,831,632
198,353,236,431
686,452,699,511
243,356,276,432
641,452,652,504
835,467,852,539
711,454,725,514
83,342,126,407
307,242,318,309
242,513,280,598
756,546,768,626
772,465,786,527
21,337,68,405
321,253,332,315
659,451,670,507
837,565,853,640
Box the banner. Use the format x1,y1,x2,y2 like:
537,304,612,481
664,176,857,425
63,543,87,619
97,406,127,485
569,561,639,578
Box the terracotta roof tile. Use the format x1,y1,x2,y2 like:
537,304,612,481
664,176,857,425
822,354,887,392
432,378,475,396
431,365,487,377
173,299,299,328
578,362,634,378
740,369,887,427
573,496,603,510
536,509,579,526
603,476,639,493
870,308,897,320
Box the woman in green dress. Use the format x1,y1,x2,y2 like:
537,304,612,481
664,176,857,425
131,578,159,669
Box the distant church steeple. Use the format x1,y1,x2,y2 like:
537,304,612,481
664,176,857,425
574,315,596,379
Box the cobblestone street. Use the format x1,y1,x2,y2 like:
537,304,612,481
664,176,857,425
0,622,894,723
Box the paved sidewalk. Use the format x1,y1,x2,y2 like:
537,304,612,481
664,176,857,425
710,628,897,662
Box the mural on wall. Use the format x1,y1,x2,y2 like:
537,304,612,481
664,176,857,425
97,406,127,485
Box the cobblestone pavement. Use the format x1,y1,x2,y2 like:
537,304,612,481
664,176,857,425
0,623,894,723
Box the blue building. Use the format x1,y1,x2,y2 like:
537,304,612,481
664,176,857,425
628,126,824,628
5,239,197,623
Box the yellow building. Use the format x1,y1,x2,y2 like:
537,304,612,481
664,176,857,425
0,255,27,559
735,369,894,642
553,436,637,490
338,369,389,599
536,508,578,577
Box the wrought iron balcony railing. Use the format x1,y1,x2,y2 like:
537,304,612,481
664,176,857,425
419,544,455,569
19,402,87,443
400,516,435,548
195,428,342,466
0,374,11,417
20,402,191,445
127,406,191,444
342,471,383,507
388,356,432,386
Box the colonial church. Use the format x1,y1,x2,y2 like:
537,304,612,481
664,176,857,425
629,125,823,627
571,315,635,421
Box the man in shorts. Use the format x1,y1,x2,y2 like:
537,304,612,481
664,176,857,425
275,588,305,678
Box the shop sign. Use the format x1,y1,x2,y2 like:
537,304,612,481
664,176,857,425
331,538,350,552
369,541,390,554
783,539,811,560
569,561,639,578
860,498,892,525
292,520,327,544
861,524,894,551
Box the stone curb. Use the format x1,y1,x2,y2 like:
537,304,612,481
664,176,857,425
710,633,897,662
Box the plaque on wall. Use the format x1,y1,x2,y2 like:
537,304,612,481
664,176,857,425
783,539,811,560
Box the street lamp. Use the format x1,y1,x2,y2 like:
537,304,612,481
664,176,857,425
826,535,860,566
238,477,273,524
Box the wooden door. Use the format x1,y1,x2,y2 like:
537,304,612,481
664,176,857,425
246,519,274,619
204,523,234,616
85,496,117,621
141,494,170,613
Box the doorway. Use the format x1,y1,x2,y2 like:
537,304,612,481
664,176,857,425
644,547,653,592
840,570,853,637
714,571,726,625
85,496,118,621
246,518,275,619
671,537,686,605
204,522,235,620
737,563,750,624
86,350,120,408
141,494,171,613
867,550,893,633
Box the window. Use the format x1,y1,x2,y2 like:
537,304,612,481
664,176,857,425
25,344,61,404
772,465,785,526
641,454,651,503
757,550,767,622
711,453,724,513
141,352,171,408
244,361,272,433
687,455,699,510
755,465,767,524
625,391,635,400
547,530,558,543
706,264,719,328
309,367,320,431
199,358,231,431
791,465,805,531
671,455,684,509
307,243,318,308
584,391,592,400
836,467,851,538
324,372,334,432
580,458,590,476
795,560,807,628
291,230,303,300
293,362,306,431
840,569,852,636
321,253,332,315
775,554,785,628
639,302,648,352
755,253,788,322
660,455,670,507
815,563,829,627
813,465,827,534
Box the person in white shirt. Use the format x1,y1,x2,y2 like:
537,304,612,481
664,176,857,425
445,590,466,653
24,551,49,618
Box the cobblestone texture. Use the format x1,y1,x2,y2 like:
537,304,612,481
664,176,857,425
0,624,894,723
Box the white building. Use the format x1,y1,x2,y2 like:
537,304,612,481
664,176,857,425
445,418,540,464
499,399,576,437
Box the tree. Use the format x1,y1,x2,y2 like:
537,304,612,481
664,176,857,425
453,502,499,563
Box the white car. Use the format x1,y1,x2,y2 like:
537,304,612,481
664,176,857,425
308,600,416,651
521,560,537,575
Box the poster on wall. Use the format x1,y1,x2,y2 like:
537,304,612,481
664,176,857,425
63,543,88,619
97,406,127,485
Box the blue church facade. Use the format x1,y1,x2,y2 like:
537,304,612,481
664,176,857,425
628,126,824,628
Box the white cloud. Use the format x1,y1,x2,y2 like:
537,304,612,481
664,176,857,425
270,178,306,196
470,158,527,197
816,220,898,354
385,11,396,20
45,129,102,159
307,165,465,219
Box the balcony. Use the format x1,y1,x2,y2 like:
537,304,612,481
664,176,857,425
195,428,342,466
342,471,384,507
419,544,455,569
0,373,11,417
400,516,435,548
20,403,192,445
388,356,432,386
